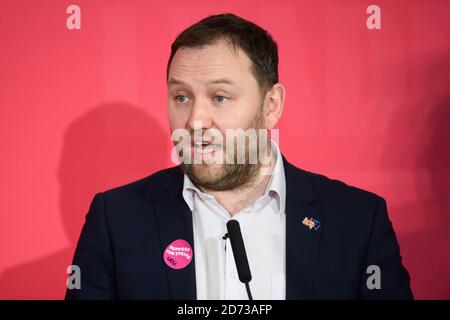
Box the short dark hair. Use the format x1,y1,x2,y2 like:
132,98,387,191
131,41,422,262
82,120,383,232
167,13,279,94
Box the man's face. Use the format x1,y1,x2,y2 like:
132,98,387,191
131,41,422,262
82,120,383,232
167,40,268,191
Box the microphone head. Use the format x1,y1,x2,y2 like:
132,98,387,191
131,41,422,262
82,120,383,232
226,220,252,284
226,219,240,234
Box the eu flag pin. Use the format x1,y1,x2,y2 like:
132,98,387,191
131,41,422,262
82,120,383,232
302,217,321,230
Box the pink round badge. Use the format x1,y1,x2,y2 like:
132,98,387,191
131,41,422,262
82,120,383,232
163,239,193,270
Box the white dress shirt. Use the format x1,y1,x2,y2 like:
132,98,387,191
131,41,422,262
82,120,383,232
182,141,286,300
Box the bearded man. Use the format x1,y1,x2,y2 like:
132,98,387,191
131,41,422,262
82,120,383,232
66,13,412,300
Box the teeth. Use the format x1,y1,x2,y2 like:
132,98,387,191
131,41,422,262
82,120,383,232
194,143,219,154
194,141,206,147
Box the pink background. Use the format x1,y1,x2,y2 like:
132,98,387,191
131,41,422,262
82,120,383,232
0,0,449,299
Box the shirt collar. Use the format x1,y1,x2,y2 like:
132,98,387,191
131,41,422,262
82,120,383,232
182,176,197,212
182,140,286,214
265,140,286,214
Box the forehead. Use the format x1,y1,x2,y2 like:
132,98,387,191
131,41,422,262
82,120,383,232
168,40,254,85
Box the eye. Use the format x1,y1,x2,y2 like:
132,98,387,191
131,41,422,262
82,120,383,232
214,95,228,104
175,95,190,104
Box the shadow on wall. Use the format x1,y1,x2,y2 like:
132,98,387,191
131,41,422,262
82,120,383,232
0,103,169,299
381,53,450,299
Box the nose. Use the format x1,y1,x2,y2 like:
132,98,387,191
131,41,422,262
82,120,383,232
187,98,213,131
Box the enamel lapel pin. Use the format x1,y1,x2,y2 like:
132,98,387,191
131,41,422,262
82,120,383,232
302,216,321,230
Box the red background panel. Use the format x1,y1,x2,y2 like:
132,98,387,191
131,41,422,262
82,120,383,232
0,0,449,299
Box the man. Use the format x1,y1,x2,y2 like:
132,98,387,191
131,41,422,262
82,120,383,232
66,13,413,299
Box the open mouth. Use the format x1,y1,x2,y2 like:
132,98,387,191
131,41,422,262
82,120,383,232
192,140,222,156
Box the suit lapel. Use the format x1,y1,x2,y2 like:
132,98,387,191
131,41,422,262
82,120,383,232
153,167,197,300
152,159,323,300
283,157,324,299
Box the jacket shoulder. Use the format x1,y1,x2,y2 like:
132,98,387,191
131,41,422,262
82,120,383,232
100,166,183,201
286,161,383,214
304,168,381,203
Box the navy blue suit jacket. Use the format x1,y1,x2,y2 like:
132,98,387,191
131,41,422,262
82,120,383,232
65,157,413,299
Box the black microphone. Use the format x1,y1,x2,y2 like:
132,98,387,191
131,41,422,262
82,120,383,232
226,219,253,300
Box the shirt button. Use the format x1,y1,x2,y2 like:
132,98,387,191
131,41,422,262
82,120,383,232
231,272,237,280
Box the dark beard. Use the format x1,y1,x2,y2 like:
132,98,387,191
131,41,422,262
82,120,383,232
182,160,260,191
181,111,266,192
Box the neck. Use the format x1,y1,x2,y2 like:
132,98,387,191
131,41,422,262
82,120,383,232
205,151,275,217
